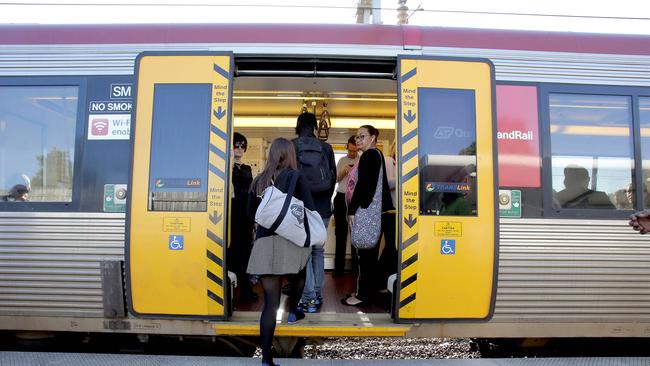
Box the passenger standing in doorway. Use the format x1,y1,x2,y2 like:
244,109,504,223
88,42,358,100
342,125,394,306
377,141,397,291
247,138,314,366
292,112,336,313
228,132,257,301
333,136,359,277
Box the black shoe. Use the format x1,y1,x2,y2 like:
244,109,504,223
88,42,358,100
281,283,291,295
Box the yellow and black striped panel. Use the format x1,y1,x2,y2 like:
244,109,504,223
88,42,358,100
127,53,232,319
396,56,497,321
398,59,420,315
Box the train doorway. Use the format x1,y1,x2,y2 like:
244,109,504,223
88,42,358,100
126,52,498,327
229,57,398,316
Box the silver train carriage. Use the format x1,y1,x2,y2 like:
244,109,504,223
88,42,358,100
1,24,650,345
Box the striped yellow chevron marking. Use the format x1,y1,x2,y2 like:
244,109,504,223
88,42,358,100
129,53,232,318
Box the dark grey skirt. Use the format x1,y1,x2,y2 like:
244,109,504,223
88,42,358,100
247,235,310,275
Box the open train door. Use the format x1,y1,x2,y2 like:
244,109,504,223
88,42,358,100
126,52,233,319
395,56,498,322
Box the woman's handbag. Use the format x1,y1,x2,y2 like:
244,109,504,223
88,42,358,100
350,149,383,249
255,171,326,248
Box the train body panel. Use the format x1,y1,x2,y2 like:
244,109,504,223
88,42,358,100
1,23,650,339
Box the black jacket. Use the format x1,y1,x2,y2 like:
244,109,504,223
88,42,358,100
348,148,394,215
248,169,316,240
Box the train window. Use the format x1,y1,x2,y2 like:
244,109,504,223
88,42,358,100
418,88,477,216
148,84,211,212
0,86,78,202
640,97,650,209
549,93,633,210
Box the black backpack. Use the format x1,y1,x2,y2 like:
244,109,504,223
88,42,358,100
294,137,333,193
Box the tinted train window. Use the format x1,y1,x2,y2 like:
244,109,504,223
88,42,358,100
148,84,211,212
549,94,633,210
640,97,650,209
0,86,78,202
418,88,477,216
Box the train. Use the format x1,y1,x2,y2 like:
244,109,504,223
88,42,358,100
1,23,650,354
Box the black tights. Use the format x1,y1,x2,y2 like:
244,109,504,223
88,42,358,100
259,269,305,365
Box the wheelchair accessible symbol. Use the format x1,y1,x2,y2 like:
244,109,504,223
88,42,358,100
441,239,455,255
169,235,184,250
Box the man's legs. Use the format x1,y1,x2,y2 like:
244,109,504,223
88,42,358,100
300,217,329,311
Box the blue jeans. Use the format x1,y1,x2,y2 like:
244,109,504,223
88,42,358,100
301,217,330,302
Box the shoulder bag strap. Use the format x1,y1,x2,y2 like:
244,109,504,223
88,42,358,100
269,171,300,233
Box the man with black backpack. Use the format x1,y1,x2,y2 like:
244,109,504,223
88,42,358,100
292,112,336,313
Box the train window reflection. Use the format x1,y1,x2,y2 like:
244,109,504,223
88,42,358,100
549,94,633,210
0,86,78,202
418,88,477,216
148,84,211,212
640,97,650,209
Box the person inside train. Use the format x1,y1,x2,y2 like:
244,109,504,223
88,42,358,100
227,132,257,302
614,188,632,210
246,138,315,366
342,125,394,307
554,165,615,209
292,112,336,313
1,184,29,202
377,141,397,293
625,182,650,209
333,135,359,277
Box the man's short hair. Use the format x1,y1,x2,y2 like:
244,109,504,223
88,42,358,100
233,132,247,150
296,112,318,135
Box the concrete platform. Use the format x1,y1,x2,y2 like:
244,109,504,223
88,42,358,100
1,352,649,365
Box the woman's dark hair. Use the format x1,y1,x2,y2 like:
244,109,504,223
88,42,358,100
233,132,247,149
295,112,317,136
347,135,356,147
359,124,379,140
251,138,298,195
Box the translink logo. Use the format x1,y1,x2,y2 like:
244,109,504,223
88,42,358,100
497,130,534,140
433,126,455,139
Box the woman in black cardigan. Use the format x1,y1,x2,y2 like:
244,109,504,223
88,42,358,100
247,138,316,366
343,125,393,306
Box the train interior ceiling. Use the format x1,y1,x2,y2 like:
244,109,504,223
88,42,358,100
230,58,397,313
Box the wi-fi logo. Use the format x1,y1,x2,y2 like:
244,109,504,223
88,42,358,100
91,118,109,136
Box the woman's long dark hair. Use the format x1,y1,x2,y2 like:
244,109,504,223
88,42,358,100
251,138,298,195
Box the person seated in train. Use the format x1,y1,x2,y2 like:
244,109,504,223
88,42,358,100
292,112,336,313
227,132,258,302
614,188,632,210
554,165,615,209
246,138,315,366
333,135,359,277
1,184,29,202
343,125,394,307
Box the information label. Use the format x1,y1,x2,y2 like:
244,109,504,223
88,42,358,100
88,114,131,140
163,217,191,232
499,189,521,218
434,221,462,237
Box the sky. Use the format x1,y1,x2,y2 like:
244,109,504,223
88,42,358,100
0,0,649,35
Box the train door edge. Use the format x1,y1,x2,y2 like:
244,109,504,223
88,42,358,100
126,51,234,320
394,55,499,322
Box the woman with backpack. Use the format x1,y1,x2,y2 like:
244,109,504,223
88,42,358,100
247,137,316,366
342,125,394,307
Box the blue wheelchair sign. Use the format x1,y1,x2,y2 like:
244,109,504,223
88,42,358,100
441,239,455,255
169,235,184,250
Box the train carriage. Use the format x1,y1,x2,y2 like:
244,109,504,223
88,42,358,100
1,23,650,348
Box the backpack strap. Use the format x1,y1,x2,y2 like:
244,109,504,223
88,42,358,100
269,171,300,233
